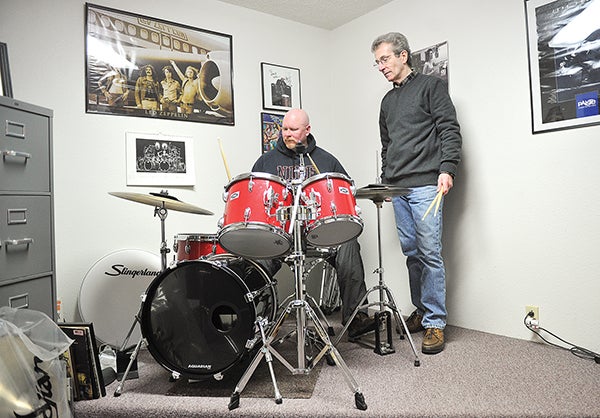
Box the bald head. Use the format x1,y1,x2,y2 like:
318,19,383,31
282,108,311,150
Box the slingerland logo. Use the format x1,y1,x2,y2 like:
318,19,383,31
105,264,160,279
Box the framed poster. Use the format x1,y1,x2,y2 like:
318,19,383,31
525,0,600,133
261,112,284,154
85,3,234,125
411,41,449,82
126,132,196,186
261,62,301,111
0,42,13,97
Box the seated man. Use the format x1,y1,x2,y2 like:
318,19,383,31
252,108,375,339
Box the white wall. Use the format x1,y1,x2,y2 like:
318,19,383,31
333,0,600,353
1,0,598,353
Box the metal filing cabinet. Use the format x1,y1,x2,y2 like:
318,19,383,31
0,95,55,319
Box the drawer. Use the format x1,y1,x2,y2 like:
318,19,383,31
0,195,52,280
0,104,51,192
0,275,54,319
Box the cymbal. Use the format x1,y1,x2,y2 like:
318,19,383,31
355,184,410,201
109,191,214,215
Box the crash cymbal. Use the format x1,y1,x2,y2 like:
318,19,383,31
109,191,214,215
356,184,410,201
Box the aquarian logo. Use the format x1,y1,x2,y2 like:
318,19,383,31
576,91,599,118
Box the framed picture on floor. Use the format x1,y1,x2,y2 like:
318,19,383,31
261,62,301,112
525,0,600,133
85,3,234,125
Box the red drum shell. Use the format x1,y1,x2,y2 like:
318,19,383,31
301,173,363,247
174,233,226,261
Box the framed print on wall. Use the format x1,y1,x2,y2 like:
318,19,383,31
525,0,600,133
261,62,301,111
126,132,196,186
0,42,13,97
85,3,234,125
261,112,284,154
411,41,449,83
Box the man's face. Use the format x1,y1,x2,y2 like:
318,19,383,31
282,115,310,150
374,42,407,84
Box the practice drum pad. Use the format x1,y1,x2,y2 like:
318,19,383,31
78,249,161,349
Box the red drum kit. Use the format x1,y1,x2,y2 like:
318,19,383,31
105,164,418,410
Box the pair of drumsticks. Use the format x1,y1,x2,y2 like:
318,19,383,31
218,138,320,182
422,189,444,220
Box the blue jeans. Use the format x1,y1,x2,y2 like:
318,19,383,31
392,185,446,329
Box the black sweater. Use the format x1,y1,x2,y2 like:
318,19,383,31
379,72,462,188
252,134,348,181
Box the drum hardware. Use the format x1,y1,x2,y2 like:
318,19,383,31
334,184,420,366
228,151,367,411
107,190,215,396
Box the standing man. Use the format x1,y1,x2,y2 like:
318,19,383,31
371,32,462,354
252,108,376,340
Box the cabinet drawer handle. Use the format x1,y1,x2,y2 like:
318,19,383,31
3,238,34,247
9,293,29,309
5,120,26,139
2,149,32,160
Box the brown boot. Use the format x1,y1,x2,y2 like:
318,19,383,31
422,328,445,354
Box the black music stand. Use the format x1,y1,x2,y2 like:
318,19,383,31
334,184,420,366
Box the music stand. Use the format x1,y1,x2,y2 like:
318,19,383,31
334,184,420,366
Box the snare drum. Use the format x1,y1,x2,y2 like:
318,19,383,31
218,172,293,259
174,233,226,261
301,173,363,247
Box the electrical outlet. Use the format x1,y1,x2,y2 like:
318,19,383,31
526,305,539,326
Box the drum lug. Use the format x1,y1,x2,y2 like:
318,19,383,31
244,207,251,223
213,372,224,381
327,177,333,192
248,178,254,192
218,217,224,228
330,202,338,219
222,190,229,202
185,242,191,254
356,205,362,216
171,371,181,381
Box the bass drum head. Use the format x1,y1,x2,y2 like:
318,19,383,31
140,255,276,378
78,249,161,349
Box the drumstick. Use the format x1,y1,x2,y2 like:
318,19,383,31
434,188,443,217
218,138,232,181
307,153,321,175
422,189,443,221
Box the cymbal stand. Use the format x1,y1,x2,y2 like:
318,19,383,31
114,203,171,396
229,156,367,411
334,196,420,367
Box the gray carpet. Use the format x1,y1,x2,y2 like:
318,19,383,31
73,313,600,418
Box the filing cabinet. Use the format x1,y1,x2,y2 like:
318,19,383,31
0,96,55,319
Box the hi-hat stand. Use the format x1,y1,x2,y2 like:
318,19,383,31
334,185,420,367
228,155,367,411
107,190,214,396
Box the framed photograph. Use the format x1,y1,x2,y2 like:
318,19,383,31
126,132,196,186
85,3,234,125
0,42,13,98
411,41,449,83
58,323,105,400
261,62,301,111
525,0,600,133
261,112,284,153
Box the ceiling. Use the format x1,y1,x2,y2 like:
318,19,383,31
216,0,394,30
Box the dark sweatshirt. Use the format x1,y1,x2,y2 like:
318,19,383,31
379,72,461,188
252,133,348,181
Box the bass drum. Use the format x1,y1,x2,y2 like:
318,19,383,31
140,254,277,379
78,249,161,349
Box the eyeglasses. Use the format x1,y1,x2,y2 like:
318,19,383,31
373,54,393,67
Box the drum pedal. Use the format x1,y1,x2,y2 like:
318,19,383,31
374,311,395,356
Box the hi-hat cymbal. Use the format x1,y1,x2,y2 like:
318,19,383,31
109,191,214,215
356,184,410,201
